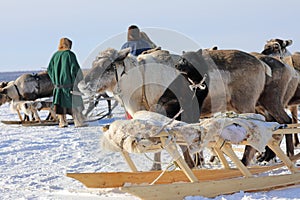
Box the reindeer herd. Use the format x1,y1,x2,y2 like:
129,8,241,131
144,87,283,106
0,38,299,167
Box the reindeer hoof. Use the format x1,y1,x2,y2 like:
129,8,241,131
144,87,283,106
150,164,162,171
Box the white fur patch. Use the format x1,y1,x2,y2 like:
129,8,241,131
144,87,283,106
199,112,278,152
220,124,247,143
116,54,179,116
101,111,279,154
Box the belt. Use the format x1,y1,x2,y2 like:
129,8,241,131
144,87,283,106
54,84,73,89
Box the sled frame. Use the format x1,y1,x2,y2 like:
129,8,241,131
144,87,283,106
121,124,300,199
67,123,300,199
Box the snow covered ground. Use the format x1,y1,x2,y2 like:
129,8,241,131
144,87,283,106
0,100,299,200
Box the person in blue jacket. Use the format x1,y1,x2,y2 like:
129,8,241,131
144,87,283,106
121,25,154,119
121,25,152,56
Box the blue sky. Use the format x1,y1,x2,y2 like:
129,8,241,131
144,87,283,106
0,0,299,72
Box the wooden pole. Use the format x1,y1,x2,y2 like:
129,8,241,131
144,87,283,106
212,141,230,169
160,137,198,182
216,139,252,178
267,139,299,173
121,151,138,172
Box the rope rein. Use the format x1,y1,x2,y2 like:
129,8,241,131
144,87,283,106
13,84,23,100
112,63,129,115
140,62,151,110
112,58,151,114
188,73,207,90
150,161,176,185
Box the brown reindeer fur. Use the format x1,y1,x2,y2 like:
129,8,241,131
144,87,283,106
179,49,299,165
251,53,297,124
0,72,54,106
199,50,266,117
246,53,298,163
284,53,300,147
261,39,300,157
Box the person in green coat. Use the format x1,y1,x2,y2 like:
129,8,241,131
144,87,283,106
47,37,87,128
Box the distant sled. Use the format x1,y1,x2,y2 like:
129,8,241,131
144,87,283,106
1,97,118,126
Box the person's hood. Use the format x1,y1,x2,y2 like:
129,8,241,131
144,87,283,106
58,38,72,51
127,27,141,41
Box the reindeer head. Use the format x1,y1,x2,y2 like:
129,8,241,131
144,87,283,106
0,89,11,106
262,39,293,58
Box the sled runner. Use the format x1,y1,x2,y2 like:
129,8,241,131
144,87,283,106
1,101,116,126
66,111,300,199
1,113,108,126
67,153,300,188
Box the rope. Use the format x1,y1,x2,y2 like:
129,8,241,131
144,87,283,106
143,108,184,167
214,111,268,122
13,84,23,100
139,62,151,110
150,161,176,185
112,63,129,115
143,153,170,165
151,108,184,137
150,132,183,185
188,73,207,90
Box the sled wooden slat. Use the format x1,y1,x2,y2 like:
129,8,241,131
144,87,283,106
0,120,22,125
273,128,300,134
273,124,300,134
66,165,289,188
286,123,300,128
121,173,300,200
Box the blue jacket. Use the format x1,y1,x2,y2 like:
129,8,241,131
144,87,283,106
121,40,151,56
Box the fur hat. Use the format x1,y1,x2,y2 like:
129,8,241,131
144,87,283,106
127,25,141,41
58,38,72,51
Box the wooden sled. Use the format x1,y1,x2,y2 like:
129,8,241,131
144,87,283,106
2,97,113,126
1,114,107,126
67,123,300,199
67,153,300,188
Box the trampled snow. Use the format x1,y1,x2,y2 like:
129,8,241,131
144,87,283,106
0,101,299,200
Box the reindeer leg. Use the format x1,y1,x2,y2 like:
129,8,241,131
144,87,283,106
32,109,41,123
180,145,195,168
193,151,205,167
295,133,300,147
290,105,300,147
285,134,294,157
16,109,23,121
294,135,300,147
151,152,162,171
241,145,258,166
84,96,96,117
31,112,35,121
24,114,30,121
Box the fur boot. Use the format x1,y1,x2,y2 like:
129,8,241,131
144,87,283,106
58,114,68,128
